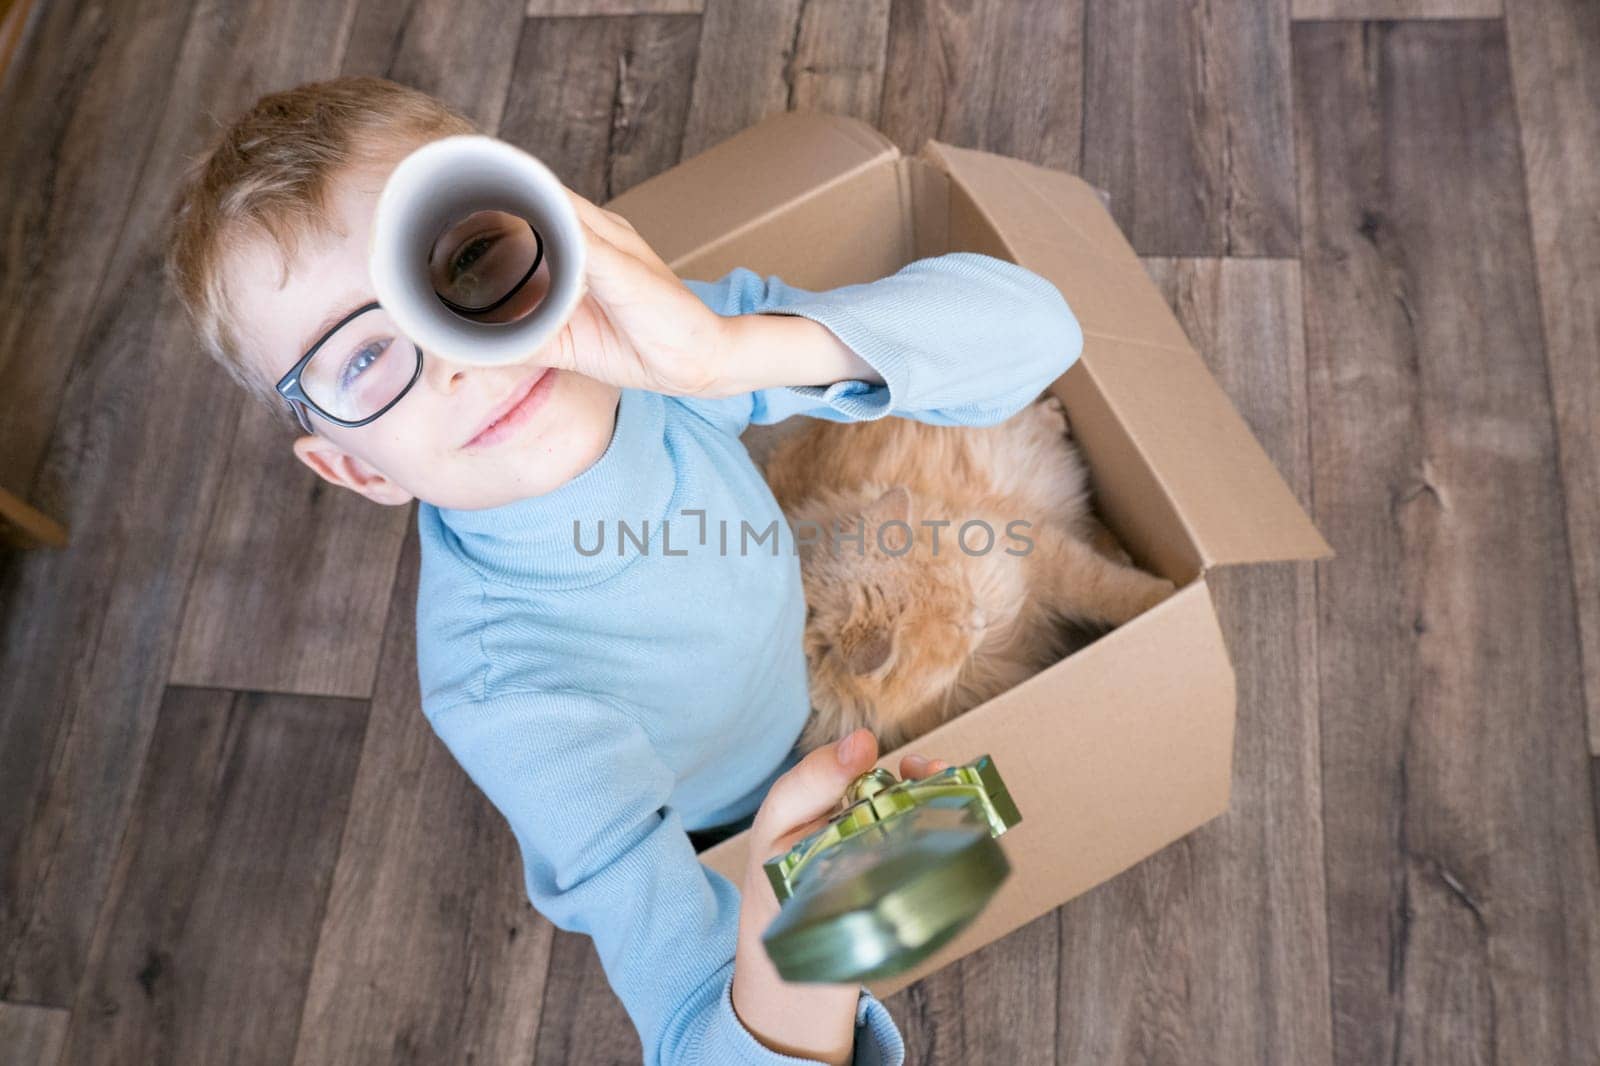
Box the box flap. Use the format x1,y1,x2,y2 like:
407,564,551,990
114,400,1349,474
1078,336,1332,567
919,139,1331,568
604,112,902,273
918,139,1145,271
698,576,1239,998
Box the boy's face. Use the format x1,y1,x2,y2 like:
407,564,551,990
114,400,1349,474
224,153,622,511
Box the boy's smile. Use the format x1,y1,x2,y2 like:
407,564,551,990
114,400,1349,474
222,150,622,511
462,365,557,451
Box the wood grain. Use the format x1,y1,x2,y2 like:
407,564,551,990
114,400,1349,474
529,0,701,15
1505,0,1600,754
341,0,526,130
0,0,198,498
680,0,893,157
0,1001,68,1066
0,0,364,1005
1081,0,1298,256
880,0,1081,170
532,930,646,1065
784,0,892,120
1295,20,1600,1066
167,428,412,697
890,916,1058,1066
1292,0,1502,19
680,0,802,159
59,686,365,1066
497,11,701,202
292,522,554,1065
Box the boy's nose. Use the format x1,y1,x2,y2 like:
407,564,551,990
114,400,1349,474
422,352,471,394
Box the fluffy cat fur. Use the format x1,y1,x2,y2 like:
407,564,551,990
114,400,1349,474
763,394,1177,753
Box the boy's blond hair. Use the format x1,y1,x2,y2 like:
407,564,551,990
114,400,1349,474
164,75,475,414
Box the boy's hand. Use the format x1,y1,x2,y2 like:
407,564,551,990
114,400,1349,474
535,188,734,397
730,727,949,1065
539,187,882,399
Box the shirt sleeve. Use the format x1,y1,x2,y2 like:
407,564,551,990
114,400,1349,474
427,689,907,1066
680,251,1083,433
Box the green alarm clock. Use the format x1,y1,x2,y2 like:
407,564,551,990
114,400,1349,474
760,753,1023,984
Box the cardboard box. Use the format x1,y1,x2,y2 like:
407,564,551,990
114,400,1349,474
605,111,1333,999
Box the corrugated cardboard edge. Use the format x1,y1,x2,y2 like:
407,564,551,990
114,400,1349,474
605,111,904,273
699,577,1238,998
1081,336,1333,568
918,139,1333,569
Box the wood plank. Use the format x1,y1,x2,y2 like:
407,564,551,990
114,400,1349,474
532,931,645,1065
497,11,701,202
783,0,891,120
1037,258,1333,1065
58,687,365,1066
291,521,554,1065
166,432,410,698
1505,0,1600,753
0,1002,68,1066
169,0,531,697
888,916,1057,1066
879,0,1081,170
341,0,526,130
528,0,701,14
0,0,198,501
1294,20,1600,1066
680,0,799,159
1292,1,1502,19
681,0,894,159
0,0,365,1008
1080,0,1298,256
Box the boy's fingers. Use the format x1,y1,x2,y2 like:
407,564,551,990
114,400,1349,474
900,753,950,779
753,728,878,846
565,187,654,262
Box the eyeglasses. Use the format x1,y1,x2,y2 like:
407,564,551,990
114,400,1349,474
276,212,547,433
276,301,425,434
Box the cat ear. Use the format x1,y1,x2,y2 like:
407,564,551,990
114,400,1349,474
862,484,913,528
843,630,895,676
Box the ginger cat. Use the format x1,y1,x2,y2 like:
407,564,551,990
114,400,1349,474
763,395,1177,753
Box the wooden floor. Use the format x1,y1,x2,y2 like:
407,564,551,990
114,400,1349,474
3,1,1597,1063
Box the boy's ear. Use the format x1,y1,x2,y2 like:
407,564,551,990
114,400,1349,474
292,434,414,506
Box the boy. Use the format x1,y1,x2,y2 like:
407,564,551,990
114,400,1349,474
166,76,1082,1065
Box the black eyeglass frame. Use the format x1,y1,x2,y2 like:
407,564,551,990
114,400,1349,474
275,300,425,434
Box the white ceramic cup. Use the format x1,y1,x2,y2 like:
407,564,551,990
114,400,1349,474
368,134,588,367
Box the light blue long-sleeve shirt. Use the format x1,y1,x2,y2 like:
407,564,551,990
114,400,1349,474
414,252,1083,1065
